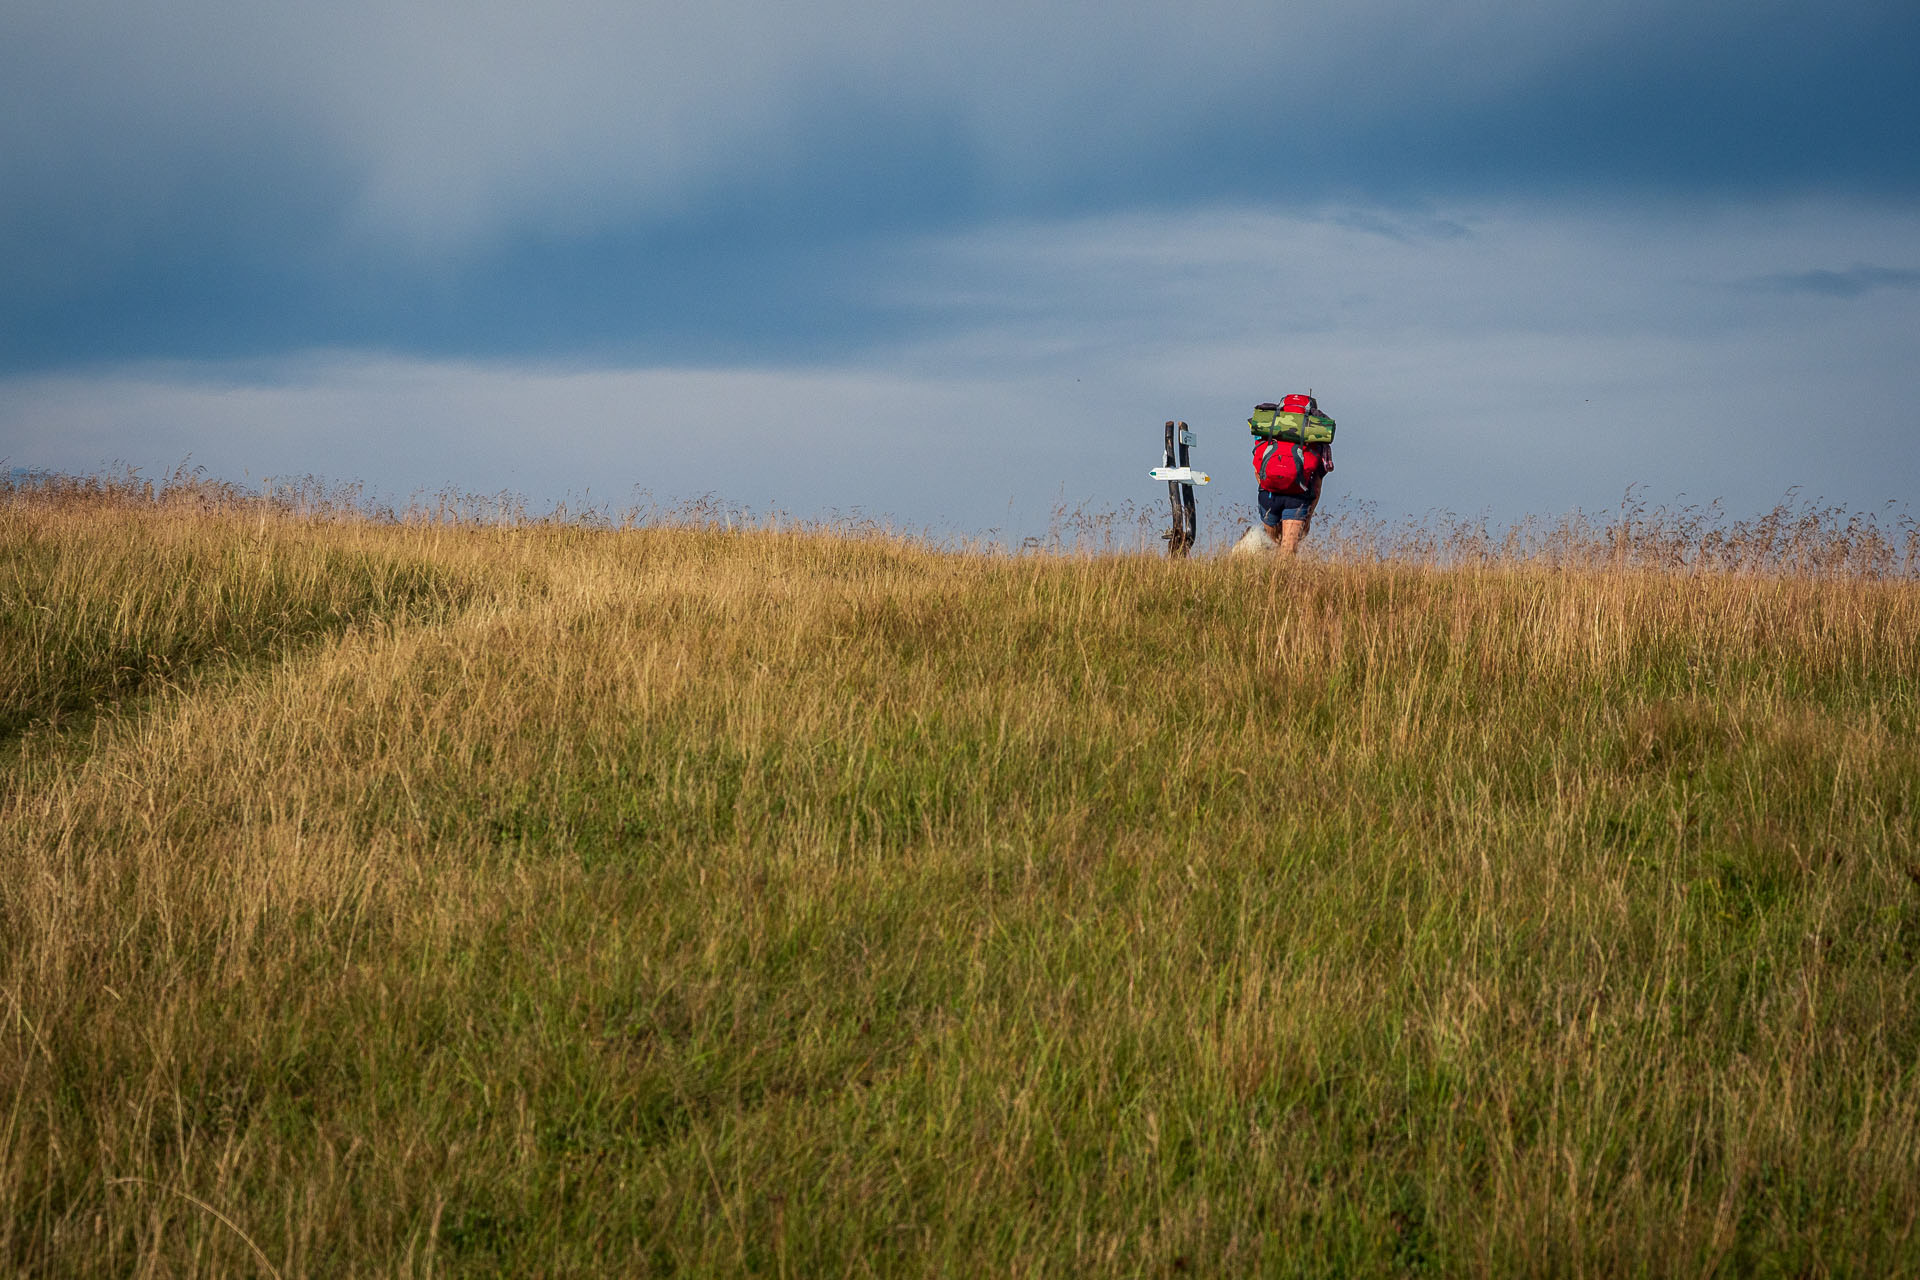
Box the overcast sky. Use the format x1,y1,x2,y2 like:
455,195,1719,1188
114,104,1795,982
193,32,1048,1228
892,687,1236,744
3,0,1916,537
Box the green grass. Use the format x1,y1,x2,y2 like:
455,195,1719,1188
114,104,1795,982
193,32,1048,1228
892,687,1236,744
2,490,1918,1275
0,502,488,745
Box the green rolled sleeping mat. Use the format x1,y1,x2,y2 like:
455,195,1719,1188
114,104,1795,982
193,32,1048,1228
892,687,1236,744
1248,400,1336,444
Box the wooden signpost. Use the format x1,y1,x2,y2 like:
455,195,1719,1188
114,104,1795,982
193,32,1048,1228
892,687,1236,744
1149,420,1207,558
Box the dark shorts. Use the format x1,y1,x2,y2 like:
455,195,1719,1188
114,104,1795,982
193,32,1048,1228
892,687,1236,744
1258,487,1317,527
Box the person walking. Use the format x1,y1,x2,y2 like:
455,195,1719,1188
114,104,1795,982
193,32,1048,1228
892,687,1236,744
1249,395,1335,555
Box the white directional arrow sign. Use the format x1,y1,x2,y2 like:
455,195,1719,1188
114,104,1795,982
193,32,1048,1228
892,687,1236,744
1148,467,1210,485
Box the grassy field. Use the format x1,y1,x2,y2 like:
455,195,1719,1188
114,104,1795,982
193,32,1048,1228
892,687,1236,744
3,478,1919,1276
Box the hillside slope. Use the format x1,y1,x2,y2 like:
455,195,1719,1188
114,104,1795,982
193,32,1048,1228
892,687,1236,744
4,494,1919,1275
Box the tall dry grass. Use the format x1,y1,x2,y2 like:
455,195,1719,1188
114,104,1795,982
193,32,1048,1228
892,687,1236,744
2,473,1918,1275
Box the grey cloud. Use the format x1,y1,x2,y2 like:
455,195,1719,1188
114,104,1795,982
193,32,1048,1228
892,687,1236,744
878,200,1920,360
6,199,1918,530
1329,209,1475,244
1742,265,1920,298
0,0,1724,253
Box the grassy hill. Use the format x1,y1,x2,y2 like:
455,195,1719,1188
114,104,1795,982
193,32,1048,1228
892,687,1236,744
4,480,1919,1275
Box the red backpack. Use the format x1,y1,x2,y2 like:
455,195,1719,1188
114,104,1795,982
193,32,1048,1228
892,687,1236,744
1252,438,1327,495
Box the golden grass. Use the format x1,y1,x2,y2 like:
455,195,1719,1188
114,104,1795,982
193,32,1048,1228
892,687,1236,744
3,477,1918,1275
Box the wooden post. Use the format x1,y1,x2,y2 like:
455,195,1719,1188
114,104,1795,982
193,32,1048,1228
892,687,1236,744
1163,420,1188,558
1177,421,1196,556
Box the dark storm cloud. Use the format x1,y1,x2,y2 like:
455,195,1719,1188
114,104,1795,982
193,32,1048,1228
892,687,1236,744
1,0,1917,368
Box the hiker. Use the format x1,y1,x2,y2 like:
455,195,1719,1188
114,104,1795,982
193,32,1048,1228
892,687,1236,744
1249,395,1335,555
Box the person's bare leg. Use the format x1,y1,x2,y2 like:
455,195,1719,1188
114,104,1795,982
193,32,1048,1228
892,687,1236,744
1280,519,1306,554
1263,521,1283,544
